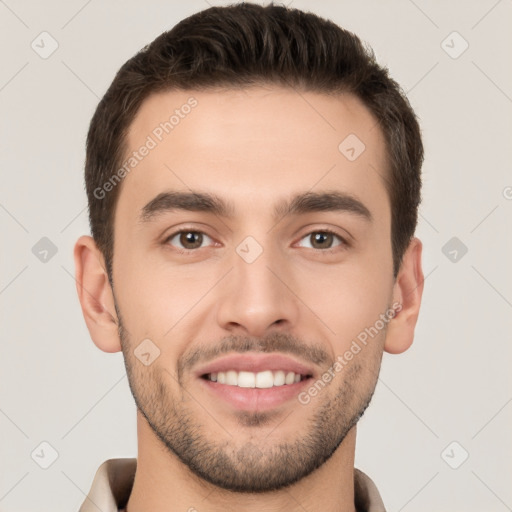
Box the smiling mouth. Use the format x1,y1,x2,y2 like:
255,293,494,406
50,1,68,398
202,370,312,388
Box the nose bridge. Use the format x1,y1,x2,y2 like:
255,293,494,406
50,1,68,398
215,235,299,336
235,237,277,296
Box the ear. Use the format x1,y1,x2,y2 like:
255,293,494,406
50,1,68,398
73,235,121,353
384,237,424,354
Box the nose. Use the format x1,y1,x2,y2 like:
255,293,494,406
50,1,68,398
215,240,300,338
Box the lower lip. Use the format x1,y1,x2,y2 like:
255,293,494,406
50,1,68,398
198,377,311,411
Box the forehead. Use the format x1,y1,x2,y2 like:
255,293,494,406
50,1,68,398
118,86,389,224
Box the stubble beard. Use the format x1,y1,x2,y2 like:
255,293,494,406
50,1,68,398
117,308,382,493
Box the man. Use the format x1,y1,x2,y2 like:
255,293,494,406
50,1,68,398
74,3,424,511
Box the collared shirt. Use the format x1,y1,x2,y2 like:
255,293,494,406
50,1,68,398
79,458,386,512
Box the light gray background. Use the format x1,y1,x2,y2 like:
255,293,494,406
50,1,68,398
1,1,511,511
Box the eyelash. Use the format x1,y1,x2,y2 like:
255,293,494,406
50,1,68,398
163,228,349,255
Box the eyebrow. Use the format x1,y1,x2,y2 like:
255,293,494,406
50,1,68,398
139,190,372,224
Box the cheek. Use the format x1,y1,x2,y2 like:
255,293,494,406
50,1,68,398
114,248,222,369
296,255,393,340
113,240,178,329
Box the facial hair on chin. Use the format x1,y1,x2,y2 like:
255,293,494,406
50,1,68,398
116,302,383,493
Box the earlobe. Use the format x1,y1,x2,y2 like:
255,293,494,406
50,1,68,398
73,235,122,353
384,237,424,354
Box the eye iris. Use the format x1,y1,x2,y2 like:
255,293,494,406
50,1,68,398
180,231,202,249
311,232,333,249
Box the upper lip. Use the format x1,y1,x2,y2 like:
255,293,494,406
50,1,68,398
195,353,316,379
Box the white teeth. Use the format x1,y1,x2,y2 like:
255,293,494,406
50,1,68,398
226,370,238,386
255,370,274,388
285,371,295,385
208,370,305,388
273,370,285,386
237,371,255,388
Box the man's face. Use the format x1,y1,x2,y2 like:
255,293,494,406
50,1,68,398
112,86,395,491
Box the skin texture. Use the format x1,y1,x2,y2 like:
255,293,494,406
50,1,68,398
74,86,424,512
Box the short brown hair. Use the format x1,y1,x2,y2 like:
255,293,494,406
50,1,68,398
85,2,423,279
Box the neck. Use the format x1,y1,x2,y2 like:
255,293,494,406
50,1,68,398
125,411,357,512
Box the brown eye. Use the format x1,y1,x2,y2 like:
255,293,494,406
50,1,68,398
167,231,211,250
310,232,333,249
298,230,344,250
